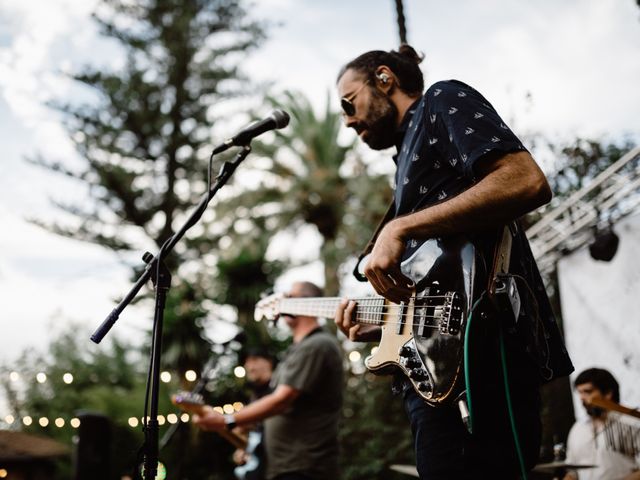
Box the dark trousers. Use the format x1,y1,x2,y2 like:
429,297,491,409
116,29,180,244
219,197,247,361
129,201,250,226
403,333,542,479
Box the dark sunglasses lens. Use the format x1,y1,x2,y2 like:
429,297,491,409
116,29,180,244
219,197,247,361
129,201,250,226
341,98,355,116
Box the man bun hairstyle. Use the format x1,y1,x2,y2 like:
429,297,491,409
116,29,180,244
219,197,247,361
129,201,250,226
338,44,425,97
574,367,620,403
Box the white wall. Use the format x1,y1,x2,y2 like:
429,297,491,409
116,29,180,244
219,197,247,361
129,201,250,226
558,214,640,421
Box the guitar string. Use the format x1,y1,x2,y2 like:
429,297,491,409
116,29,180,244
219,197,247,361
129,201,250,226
261,297,464,329
275,295,451,304
273,308,457,322
353,319,454,329
276,306,455,317
274,298,453,314
274,313,453,323
279,310,459,329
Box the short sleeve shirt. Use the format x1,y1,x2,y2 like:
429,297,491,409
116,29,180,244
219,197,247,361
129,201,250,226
264,329,344,479
565,413,640,479
392,80,573,382
393,79,527,221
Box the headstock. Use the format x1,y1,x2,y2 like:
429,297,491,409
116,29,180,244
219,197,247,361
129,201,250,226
253,292,284,322
171,391,206,415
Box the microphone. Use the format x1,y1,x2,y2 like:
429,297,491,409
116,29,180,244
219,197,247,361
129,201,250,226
212,109,290,154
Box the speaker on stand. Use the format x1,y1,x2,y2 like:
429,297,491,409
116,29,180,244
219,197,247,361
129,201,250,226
73,412,112,480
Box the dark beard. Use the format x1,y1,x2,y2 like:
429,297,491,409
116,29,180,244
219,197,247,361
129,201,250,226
585,403,606,418
361,89,398,150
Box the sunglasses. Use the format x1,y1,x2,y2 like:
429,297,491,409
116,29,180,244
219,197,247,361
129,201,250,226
340,80,370,117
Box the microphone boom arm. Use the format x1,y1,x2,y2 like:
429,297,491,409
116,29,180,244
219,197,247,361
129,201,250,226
91,145,252,344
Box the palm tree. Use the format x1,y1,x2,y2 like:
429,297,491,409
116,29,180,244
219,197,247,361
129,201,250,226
216,90,392,296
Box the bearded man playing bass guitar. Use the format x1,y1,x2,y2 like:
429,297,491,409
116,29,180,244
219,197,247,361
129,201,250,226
334,44,574,479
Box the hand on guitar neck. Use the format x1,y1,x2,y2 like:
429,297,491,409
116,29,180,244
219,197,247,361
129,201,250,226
335,298,383,342
170,392,247,449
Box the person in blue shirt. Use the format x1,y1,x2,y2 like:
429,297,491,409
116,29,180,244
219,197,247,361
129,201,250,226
334,44,573,479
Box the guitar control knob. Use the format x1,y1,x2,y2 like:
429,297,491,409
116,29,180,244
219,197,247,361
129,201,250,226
417,381,431,392
409,369,426,380
405,357,421,368
399,346,413,357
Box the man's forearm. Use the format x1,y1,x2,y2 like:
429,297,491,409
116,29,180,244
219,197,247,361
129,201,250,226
391,151,551,240
234,386,297,426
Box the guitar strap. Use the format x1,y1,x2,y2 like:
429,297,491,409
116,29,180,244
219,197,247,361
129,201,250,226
488,222,516,291
352,200,396,282
486,221,520,323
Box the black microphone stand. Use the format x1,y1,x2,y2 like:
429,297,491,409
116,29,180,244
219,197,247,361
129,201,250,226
91,145,252,480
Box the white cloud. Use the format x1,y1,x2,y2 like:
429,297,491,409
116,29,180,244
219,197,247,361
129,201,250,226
0,215,135,363
0,0,100,125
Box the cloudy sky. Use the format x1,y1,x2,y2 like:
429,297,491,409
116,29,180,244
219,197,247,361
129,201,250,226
1,0,639,368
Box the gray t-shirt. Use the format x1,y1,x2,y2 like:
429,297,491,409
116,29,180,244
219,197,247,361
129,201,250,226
264,328,344,479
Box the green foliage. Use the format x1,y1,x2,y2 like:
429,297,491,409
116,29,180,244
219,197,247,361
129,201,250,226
18,1,276,477
26,0,273,379
31,0,267,255
1,325,147,478
547,137,637,203
216,90,393,295
340,364,414,480
159,282,214,380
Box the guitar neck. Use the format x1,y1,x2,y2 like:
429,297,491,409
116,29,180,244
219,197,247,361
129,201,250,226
171,396,248,449
279,296,386,325
590,397,640,420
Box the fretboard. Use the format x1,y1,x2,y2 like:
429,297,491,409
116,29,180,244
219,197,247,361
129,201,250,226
279,296,386,325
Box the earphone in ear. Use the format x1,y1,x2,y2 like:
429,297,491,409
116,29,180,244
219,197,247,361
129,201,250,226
377,73,389,84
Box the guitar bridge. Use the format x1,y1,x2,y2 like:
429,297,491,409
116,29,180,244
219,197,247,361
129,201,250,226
437,292,463,335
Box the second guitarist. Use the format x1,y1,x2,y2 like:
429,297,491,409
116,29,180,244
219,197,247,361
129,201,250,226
194,281,344,480
232,350,276,479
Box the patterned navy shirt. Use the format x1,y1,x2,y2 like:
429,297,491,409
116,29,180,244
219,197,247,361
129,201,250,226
392,79,573,383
